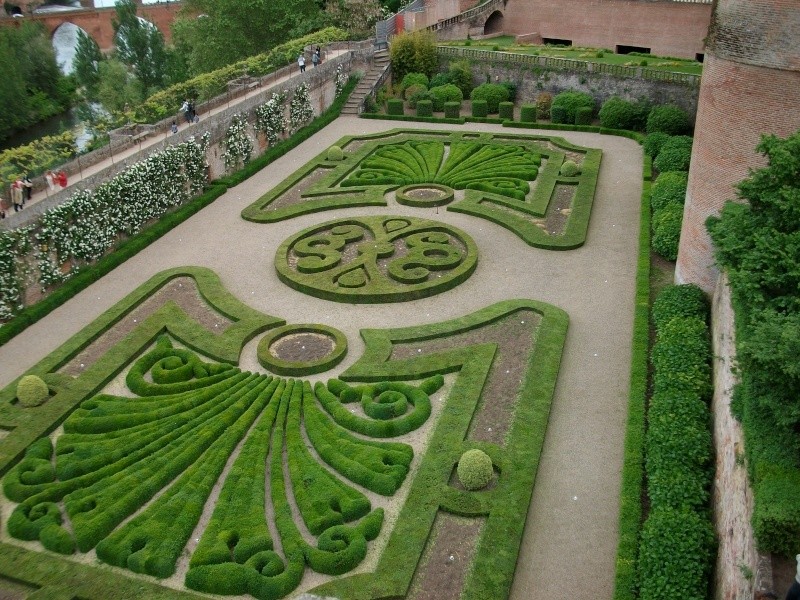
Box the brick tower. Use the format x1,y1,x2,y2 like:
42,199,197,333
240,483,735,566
675,0,800,292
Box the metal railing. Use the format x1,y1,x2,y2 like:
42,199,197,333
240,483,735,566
437,46,701,86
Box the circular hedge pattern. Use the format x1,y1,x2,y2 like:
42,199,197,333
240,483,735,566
275,215,478,303
257,323,347,376
395,184,454,208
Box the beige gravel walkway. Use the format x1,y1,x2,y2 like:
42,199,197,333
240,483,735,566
0,116,642,600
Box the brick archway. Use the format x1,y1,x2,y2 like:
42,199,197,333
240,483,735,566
484,9,504,35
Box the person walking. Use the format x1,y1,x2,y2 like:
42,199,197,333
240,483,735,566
57,170,67,189
298,53,306,73
315,46,321,64
786,555,800,600
312,48,319,68
22,174,32,204
171,121,178,134
45,170,56,191
181,99,191,123
11,180,23,212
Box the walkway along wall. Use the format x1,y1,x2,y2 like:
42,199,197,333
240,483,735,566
3,43,372,230
438,47,701,118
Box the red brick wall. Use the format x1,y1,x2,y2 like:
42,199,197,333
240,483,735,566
502,0,712,59
675,0,800,292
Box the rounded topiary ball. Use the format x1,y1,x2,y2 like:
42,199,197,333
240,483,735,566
327,145,344,161
17,375,49,407
560,160,581,177
457,449,494,491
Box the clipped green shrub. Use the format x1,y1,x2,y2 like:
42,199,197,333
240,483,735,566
428,84,463,111
647,104,692,135
643,132,671,159
652,284,708,331
520,104,537,122
387,99,404,116
652,202,684,262
448,60,474,96
598,96,649,131
638,507,716,600
653,145,691,173
469,83,510,113
429,72,452,88
443,101,461,119
408,89,432,110
574,106,593,125
400,72,429,93
471,100,488,118
416,100,433,117
650,171,688,211
652,315,712,398
560,160,580,177
500,81,517,102
327,145,344,161
40,523,75,555
550,105,568,124
16,375,49,407
752,469,800,556
404,83,426,102
552,91,594,123
498,101,514,120
662,135,694,154
457,449,494,490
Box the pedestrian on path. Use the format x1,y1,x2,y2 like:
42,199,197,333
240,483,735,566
298,53,305,73
181,99,191,123
22,174,32,203
786,555,800,600
45,170,56,191
315,47,321,64
312,48,319,68
57,170,67,189
11,180,23,212
171,121,178,134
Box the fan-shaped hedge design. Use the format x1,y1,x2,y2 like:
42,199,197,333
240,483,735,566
342,141,540,201
4,337,442,599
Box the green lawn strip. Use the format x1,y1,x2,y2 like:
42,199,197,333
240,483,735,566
309,299,568,599
256,323,347,376
611,156,651,600
0,266,283,477
0,543,205,600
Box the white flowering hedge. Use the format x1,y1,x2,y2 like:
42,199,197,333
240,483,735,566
290,83,314,134
222,113,254,170
0,134,209,318
335,64,348,97
254,92,287,148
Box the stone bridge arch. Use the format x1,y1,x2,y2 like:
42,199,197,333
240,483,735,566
483,9,504,35
52,21,93,74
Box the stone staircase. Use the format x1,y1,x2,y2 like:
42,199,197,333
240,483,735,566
341,49,390,115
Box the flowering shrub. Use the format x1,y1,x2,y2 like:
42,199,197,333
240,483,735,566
254,92,287,147
289,83,314,134
222,114,254,170
0,228,32,320
0,134,210,312
335,64,348,97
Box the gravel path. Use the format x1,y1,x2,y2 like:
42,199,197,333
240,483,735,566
0,117,643,600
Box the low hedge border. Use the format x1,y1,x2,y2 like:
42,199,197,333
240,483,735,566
310,299,568,599
256,323,348,376
395,183,455,208
0,77,359,350
611,157,651,600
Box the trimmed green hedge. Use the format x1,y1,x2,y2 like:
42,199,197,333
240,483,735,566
574,106,593,126
520,104,537,123
256,324,347,376
652,202,684,261
498,101,514,120
387,98,404,116
444,101,461,119
646,104,692,136
650,171,688,211
469,83,509,113
416,99,433,117
471,100,488,118
552,91,594,124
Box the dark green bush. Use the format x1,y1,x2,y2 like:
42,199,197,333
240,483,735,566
429,72,452,88
16,375,49,407
650,171,688,211
400,72,429,93
652,316,712,398
40,523,75,554
651,202,683,262
652,284,708,331
638,507,716,600
643,132,671,159
520,104,537,122
471,99,488,118
598,96,649,131
386,99,404,116
498,101,514,120
662,135,694,154
416,99,433,117
428,84,463,111
404,83,426,101
752,468,800,555
574,106,593,125
552,91,594,123
500,81,517,102
550,105,568,124
647,104,692,135
447,60,474,96
653,145,691,173
469,83,510,113
444,101,461,119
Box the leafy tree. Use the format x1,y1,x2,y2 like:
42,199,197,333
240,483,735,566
325,0,383,39
390,30,437,82
96,59,145,113
173,0,321,75
113,0,168,92
73,30,103,99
